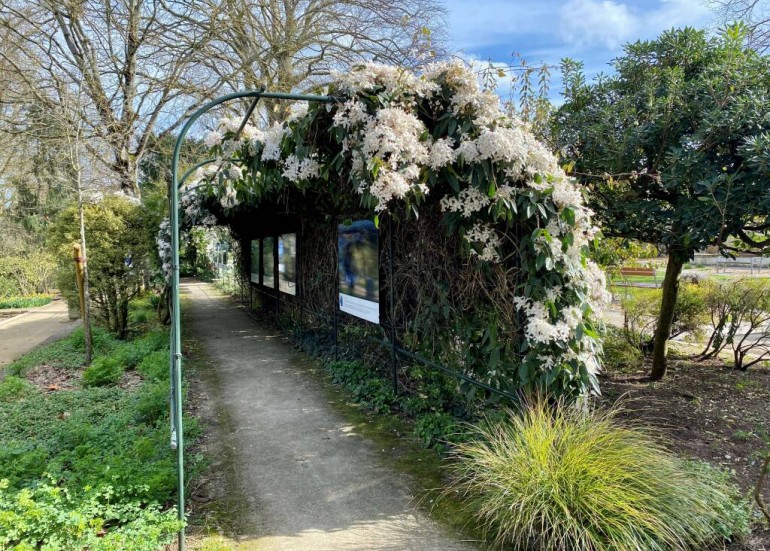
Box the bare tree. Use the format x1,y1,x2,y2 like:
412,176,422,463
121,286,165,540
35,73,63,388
710,0,770,52
0,0,223,196
204,0,446,120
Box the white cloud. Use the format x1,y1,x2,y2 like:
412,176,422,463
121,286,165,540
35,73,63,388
558,0,713,51
559,0,636,49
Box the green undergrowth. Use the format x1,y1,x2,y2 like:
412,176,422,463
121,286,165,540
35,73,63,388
0,294,54,309
0,296,198,550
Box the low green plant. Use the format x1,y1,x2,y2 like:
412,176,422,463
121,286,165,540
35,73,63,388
0,294,53,309
82,357,125,387
447,400,750,550
413,411,459,451
135,381,170,424
137,350,170,382
0,478,182,551
602,327,643,370
0,376,35,402
326,360,396,413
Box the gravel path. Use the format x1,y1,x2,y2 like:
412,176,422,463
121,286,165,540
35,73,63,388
184,280,476,551
0,300,79,368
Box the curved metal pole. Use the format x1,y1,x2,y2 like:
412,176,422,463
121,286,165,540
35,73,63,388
169,90,332,550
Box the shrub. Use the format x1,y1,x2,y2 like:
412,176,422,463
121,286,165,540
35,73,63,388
137,350,170,382
700,278,770,369
0,251,57,297
82,358,124,387
135,381,170,424
602,327,643,371
447,400,750,550
621,283,707,351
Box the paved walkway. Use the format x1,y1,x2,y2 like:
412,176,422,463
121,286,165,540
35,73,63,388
184,280,476,551
0,300,80,368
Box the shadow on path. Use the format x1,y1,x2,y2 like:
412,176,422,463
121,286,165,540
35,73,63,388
184,280,476,551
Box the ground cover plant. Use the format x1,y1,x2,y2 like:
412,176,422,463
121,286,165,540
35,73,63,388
0,296,195,550
0,294,53,309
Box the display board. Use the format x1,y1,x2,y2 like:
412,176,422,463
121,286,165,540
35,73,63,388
278,234,297,295
338,220,379,323
250,240,259,283
262,237,275,288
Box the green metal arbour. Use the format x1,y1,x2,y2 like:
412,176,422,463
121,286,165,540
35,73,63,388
169,88,525,550
169,90,333,550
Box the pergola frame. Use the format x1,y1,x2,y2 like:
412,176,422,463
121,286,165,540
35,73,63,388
169,90,333,550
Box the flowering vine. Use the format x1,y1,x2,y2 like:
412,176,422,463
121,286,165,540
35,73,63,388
160,61,610,396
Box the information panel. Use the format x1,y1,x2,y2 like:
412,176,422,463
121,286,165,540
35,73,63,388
338,220,379,323
278,234,297,295
250,240,259,283
262,237,275,288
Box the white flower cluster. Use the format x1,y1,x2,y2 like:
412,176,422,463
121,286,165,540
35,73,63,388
173,60,611,390
337,105,431,211
440,187,491,218
464,223,501,263
282,154,321,183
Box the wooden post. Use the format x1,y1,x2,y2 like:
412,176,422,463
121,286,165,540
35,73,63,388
74,244,86,318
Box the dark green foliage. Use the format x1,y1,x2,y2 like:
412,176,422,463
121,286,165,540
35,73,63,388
49,196,155,338
327,360,397,413
134,382,171,424
114,329,168,370
0,320,194,549
82,357,124,387
137,350,170,382
554,26,770,377
0,376,36,402
413,411,459,451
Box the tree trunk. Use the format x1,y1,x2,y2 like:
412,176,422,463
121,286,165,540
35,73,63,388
650,252,685,380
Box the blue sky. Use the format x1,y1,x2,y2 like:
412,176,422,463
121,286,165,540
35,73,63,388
444,0,716,99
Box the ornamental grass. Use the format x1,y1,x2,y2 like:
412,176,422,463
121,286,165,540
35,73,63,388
447,400,749,550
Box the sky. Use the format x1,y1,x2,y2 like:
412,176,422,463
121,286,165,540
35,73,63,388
444,0,716,100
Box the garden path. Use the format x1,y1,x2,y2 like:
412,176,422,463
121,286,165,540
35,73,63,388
0,300,79,368
184,280,477,551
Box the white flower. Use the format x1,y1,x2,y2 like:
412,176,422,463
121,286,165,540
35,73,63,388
282,155,321,182
261,124,286,162
241,124,263,142
440,187,491,218
227,165,243,180
204,130,223,148
428,137,456,170
464,223,501,262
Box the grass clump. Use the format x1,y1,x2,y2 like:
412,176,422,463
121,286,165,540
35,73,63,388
82,357,125,387
447,400,750,550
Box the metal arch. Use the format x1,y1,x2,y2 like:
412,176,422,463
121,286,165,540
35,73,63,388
169,90,333,550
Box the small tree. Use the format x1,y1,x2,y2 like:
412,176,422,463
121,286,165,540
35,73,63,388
51,195,151,338
554,26,770,380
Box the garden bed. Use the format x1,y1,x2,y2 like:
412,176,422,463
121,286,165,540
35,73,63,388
601,357,770,549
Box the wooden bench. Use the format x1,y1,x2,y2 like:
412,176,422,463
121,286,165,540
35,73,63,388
616,266,659,287
619,267,655,277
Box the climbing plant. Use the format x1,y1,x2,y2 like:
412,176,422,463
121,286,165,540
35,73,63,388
160,62,609,397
